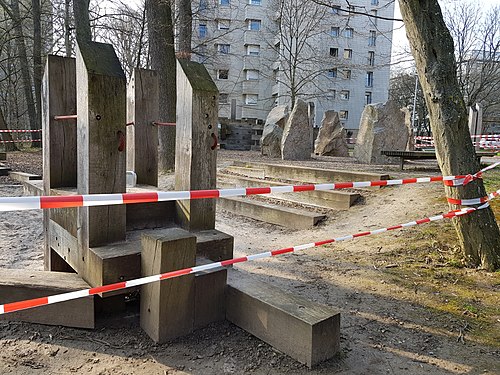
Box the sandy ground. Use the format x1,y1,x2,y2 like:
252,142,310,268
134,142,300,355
0,150,499,375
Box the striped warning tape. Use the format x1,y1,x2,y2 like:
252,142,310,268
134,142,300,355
0,139,42,143
0,129,42,133
0,196,493,315
1,162,498,212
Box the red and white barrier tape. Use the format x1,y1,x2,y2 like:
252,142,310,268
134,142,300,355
0,196,492,316
1,163,498,212
0,129,42,133
0,139,41,143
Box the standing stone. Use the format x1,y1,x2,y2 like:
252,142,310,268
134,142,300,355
281,99,312,160
314,111,349,157
354,100,410,164
261,105,288,157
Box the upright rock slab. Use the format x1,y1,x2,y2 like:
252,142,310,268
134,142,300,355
314,111,349,157
281,99,312,160
354,101,410,164
261,105,288,158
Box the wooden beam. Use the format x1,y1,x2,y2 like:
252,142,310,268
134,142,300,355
0,269,94,329
140,228,196,343
226,269,340,368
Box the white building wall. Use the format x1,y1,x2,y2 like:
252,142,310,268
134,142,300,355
192,0,394,132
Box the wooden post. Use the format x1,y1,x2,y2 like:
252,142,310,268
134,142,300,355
175,60,218,231
41,55,77,271
76,41,126,257
140,228,196,343
126,68,159,186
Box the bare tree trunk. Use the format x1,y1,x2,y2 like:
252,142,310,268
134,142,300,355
399,0,500,270
32,0,42,145
10,0,38,137
177,0,192,59
73,0,91,43
146,0,176,172
0,106,18,152
64,0,72,56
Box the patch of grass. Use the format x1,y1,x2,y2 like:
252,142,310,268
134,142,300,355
360,222,500,347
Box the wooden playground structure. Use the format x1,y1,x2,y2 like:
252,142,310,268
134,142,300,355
0,41,340,368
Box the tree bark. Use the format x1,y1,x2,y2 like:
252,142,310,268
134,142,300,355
32,0,42,144
73,0,91,43
0,106,18,152
10,0,38,137
399,0,500,270
146,0,176,172
177,0,192,59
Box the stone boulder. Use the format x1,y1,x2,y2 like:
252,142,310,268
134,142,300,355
314,111,349,157
354,100,410,164
281,99,312,160
261,105,288,157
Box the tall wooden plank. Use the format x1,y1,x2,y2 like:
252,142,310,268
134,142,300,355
175,60,218,231
126,68,159,186
41,55,76,271
76,41,127,255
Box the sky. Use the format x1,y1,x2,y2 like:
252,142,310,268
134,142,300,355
391,0,500,70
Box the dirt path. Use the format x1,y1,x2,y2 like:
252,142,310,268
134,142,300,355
0,150,498,375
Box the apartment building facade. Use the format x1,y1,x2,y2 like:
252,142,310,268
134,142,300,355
192,0,394,133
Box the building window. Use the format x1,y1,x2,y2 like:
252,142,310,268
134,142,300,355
342,69,351,79
370,10,378,25
331,26,340,37
343,49,352,59
248,19,261,31
217,44,230,54
220,93,229,104
368,30,376,46
246,69,259,80
218,69,229,80
218,19,230,30
344,27,353,38
368,51,375,66
331,5,341,14
245,94,258,105
348,5,355,14
249,0,261,4
366,71,374,87
199,24,207,38
371,0,379,5
246,44,260,55
220,0,230,5
365,92,372,105
340,90,350,100
339,110,348,119
199,0,208,11
328,89,336,99
330,47,338,57
327,68,337,78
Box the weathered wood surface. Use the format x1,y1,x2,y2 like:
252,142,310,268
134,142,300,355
175,60,218,231
140,228,196,343
42,55,77,190
127,68,159,186
76,41,127,255
226,269,340,368
0,269,94,328
193,229,234,261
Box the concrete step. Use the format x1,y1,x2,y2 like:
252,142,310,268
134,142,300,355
224,165,266,179
219,196,325,229
0,166,11,176
8,171,42,183
218,173,359,210
233,161,389,186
